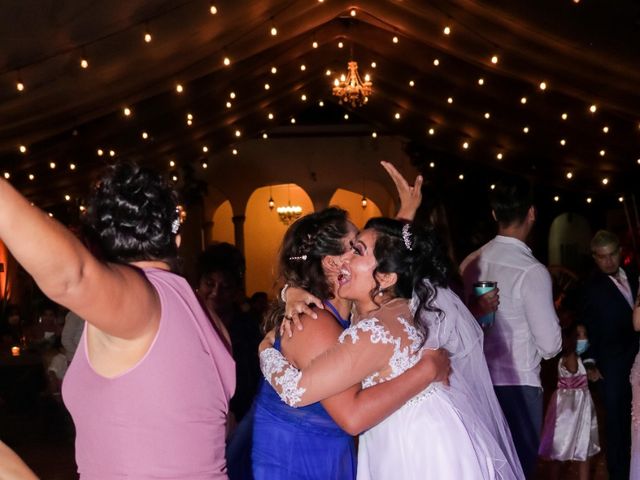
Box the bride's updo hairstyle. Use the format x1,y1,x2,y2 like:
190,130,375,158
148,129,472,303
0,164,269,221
88,162,180,263
363,217,453,344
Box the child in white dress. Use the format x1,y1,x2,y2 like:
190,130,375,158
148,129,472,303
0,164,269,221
539,323,600,480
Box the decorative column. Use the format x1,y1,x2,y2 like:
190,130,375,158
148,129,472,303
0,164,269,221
232,215,246,257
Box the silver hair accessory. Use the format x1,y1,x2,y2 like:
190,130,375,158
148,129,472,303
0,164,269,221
288,254,307,261
402,223,413,251
171,208,181,234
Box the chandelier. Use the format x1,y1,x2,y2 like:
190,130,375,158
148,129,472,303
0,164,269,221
277,204,302,225
332,61,372,107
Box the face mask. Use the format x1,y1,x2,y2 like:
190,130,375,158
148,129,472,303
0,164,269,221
576,339,589,355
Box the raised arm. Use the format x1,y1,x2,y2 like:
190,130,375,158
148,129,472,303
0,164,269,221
276,309,449,434
0,179,158,340
381,161,423,222
260,317,394,407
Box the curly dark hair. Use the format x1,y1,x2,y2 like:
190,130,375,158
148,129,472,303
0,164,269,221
364,217,453,345
87,162,180,263
264,207,353,330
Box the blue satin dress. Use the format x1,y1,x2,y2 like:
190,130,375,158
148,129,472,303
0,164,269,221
252,302,356,480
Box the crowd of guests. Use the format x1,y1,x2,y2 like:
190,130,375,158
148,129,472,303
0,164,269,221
0,160,638,480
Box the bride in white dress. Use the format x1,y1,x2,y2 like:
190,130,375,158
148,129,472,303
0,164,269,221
260,218,523,479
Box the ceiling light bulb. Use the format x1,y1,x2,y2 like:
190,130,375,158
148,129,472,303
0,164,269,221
602,177,609,185
223,56,231,66
491,55,499,64
392,36,399,44
443,26,451,35
428,128,435,135
16,81,25,91
566,172,573,179
496,152,503,160
478,78,484,85
209,4,217,14
123,107,131,116
520,97,527,104
371,62,377,68
433,58,440,66
338,41,344,48
484,112,491,119
271,66,277,74
539,81,547,90
312,41,318,48
409,80,415,87
561,113,568,120
394,112,401,120
142,131,148,139
202,146,208,153
350,8,356,16
80,58,89,69
589,104,597,113
19,145,27,153
144,32,152,43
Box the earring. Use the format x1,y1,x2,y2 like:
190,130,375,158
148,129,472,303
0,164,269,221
377,287,384,297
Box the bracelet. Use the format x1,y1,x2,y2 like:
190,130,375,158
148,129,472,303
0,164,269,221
280,283,290,303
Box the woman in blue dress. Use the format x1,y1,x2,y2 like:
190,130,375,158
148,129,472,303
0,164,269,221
252,206,450,480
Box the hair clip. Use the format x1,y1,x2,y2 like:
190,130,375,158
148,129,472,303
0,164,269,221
288,254,307,261
171,207,182,234
402,223,413,251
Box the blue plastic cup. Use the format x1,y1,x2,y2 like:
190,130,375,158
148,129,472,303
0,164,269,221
473,281,497,328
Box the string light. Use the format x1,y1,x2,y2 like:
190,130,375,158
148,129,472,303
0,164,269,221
520,97,527,104
226,101,232,108
268,112,274,120
176,84,183,93
312,40,318,48
229,92,236,99
338,41,344,49
64,195,71,201
144,30,152,43
19,145,27,153
619,196,624,202
109,150,115,157
344,114,349,120
589,104,597,113
602,126,609,133
561,113,568,120
16,80,25,91
490,184,495,190
429,162,435,168
223,56,231,66
433,59,440,66
3,172,9,179
264,83,270,90
601,177,609,185
49,162,56,169
484,112,491,119
462,141,469,149
69,163,76,170
409,80,415,87
560,139,566,146
97,148,103,156
301,94,307,101
371,62,377,68
394,112,401,120
458,174,464,180
270,22,278,36
300,64,306,71
80,58,89,69
202,146,208,153
123,107,132,116
290,118,296,124
350,8,357,16
262,132,268,139
477,78,484,85
202,162,208,169
235,129,242,137
318,100,324,107
523,126,530,133
428,128,435,135
554,196,560,202
209,3,218,14
447,97,453,104
232,148,238,155
599,149,606,156
496,152,503,160
491,55,499,64
371,132,377,138
443,26,451,35
586,197,592,203
392,36,399,44
271,66,277,74
169,160,176,167
539,81,547,90
28,174,35,181
566,172,573,179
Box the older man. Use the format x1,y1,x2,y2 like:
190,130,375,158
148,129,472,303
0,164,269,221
460,177,561,479
582,230,639,480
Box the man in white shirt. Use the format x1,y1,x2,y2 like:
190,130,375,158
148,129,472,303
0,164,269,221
582,230,639,480
460,177,561,479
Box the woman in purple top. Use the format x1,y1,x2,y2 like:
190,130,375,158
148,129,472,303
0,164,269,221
0,163,235,479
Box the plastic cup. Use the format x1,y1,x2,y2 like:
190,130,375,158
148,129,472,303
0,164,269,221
473,281,497,328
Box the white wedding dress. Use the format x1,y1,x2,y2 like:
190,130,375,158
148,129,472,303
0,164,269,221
261,286,524,480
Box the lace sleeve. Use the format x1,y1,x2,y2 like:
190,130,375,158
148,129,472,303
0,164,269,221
259,318,395,407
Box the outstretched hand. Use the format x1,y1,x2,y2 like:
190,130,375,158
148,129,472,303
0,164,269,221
381,161,423,221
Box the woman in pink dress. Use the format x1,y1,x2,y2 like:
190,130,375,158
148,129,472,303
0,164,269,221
0,163,235,479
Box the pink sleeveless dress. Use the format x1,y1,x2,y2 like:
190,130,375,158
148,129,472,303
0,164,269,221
62,268,236,479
